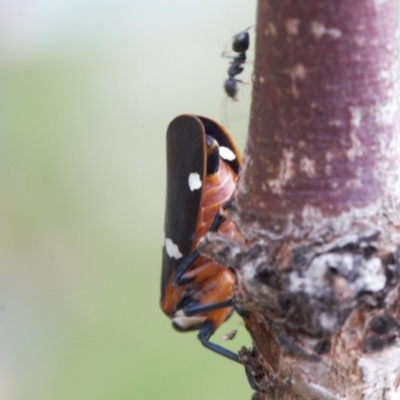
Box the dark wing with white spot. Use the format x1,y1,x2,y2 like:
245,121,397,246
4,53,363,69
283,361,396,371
197,116,241,173
161,115,206,299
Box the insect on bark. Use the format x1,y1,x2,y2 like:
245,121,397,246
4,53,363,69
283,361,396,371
160,114,242,362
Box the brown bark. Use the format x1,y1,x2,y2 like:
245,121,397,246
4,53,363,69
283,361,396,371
200,1,400,398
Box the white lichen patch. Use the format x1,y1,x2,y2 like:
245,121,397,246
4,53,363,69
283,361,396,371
358,346,400,400
300,156,316,178
374,100,397,126
289,250,385,309
288,254,329,296
301,204,324,228
267,148,294,196
319,312,337,332
188,172,202,191
240,260,257,290
286,18,300,35
359,257,386,292
165,238,183,259
311,21,342,40
219,146,236,161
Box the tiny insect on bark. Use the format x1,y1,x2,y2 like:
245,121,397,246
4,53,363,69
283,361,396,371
222,329,237,341
160,114,242,362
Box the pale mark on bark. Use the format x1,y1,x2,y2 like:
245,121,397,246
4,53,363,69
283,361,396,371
354,36,366,46
265,22,276,36
347,107,363,161
379,69,390,81
320,312,337,332
311,21,342,40
267,148,295,196
301,204,324,228
358,346,400,400
373,0,390,7
330,181,339,189
361,257,386,292
325,151,334,162
300,156,316,178
350,107,362,128
286,18,300,36
328,119,343,128
374,101,397,126
346,178,363,189
288,64,307,98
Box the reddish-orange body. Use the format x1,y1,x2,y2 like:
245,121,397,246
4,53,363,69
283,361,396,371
161,159,237,331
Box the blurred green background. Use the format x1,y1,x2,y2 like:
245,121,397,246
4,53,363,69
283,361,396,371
0,1,255,399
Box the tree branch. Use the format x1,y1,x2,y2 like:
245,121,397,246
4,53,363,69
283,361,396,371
202,1,400,398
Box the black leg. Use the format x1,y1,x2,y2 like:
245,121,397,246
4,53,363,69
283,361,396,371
208,207,226,232
182,292,245,320
198,321,241,363
245,366,259,391
173,203,231,287
233,302,250,319
184,298,234,317
173,249,200,286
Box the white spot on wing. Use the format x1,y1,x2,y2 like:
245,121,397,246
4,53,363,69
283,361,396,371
219,146,236,161
188,173,202,191
165,238,183,259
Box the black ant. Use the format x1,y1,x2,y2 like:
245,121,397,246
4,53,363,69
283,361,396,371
223,28,251,100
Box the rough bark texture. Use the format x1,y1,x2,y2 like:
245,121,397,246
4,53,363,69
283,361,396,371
200,0,400,399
